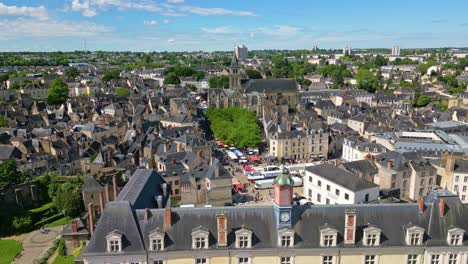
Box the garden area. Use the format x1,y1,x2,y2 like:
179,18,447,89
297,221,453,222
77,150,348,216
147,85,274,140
0,169,83,237
0,239,23,264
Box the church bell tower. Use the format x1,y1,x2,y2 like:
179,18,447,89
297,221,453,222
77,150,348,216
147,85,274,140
229,52,241,89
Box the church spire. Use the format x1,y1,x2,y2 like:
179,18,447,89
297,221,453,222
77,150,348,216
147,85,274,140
229,51,241,89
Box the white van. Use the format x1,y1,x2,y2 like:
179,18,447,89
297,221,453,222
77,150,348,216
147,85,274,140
254,179,275,189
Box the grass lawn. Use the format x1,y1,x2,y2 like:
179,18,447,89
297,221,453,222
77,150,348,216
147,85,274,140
0,239,23,264
52,255,75,264
48,217,71,227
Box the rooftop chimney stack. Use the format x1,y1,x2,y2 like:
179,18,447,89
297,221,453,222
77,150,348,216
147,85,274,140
216,213,227,247
71,219,78,233
439,199,446,218
164,207,172,229
344,209,356,245
417,198,425,213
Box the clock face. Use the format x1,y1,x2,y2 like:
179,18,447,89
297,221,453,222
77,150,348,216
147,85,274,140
280,211,290,222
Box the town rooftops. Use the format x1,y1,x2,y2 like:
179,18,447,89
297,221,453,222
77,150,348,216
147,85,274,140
305,164,378,192
243,79,297,93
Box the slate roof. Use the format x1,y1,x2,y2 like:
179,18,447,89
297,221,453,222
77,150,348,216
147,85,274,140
243,79,297,93
116,169,169,209
83,201,146,255
341,160,379,176
82,176,104,192
306,164,378,191
83,190,468,256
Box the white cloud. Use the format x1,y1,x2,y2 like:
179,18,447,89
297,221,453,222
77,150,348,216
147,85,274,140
201,26,233,34
0,18,112,39
163,19,170,24
0,3,48,20
71,0,162,16
71,0,97,17
69,0,255,17
179,5,255,16
167,38,175,43
144,20,159,25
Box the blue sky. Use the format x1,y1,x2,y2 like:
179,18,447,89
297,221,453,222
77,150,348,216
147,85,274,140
1,0,468,51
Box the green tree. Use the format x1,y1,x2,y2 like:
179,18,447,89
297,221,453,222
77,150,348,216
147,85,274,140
208,76,229,88
417,62,437,75
102,68,121,82
64,67,79,79
53,183,82,217
0,115,9,127
355,69,380,92
271,55,290,78
246,69,262,79
163,72,181,85
206,107,262,148
0,160,28,189
115,87,131,97
46,78,69,106
416,95,432,107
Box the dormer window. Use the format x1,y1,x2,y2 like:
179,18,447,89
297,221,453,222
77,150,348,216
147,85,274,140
278,228,295,247
235,226,253,249
447,228,464,246
149,228,165,251
106,230,123,253
363,225,381,246
192,226,209,249
405,225,424,246
319,224,338,247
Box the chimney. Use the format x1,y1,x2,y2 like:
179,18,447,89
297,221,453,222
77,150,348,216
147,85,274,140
144,208,149,222
99,192,104,215
216,213,227,247
105,183,110,202
71,219,78,233
439,199,445,218
387,160,393,169
417,198,425,213
445,155,456,176
214,162,220,178
344,209,356,245
88,202,94,236
164,207,172,229
112,174,118,200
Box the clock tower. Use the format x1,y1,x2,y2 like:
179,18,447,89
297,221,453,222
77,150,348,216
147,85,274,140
274,170,293,228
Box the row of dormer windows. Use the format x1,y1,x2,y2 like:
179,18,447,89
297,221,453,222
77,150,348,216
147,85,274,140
105,226,465,253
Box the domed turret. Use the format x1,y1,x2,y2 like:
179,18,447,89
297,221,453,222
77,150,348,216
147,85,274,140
274,169,293,206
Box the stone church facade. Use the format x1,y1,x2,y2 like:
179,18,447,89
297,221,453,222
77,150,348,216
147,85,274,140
208,54,298,119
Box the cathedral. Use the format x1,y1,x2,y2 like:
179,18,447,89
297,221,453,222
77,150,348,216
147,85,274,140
208,54,298,119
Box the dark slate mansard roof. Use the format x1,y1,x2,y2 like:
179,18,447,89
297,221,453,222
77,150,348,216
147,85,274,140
83,191,468,256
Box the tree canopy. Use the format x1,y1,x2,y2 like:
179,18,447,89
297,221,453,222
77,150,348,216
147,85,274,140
64,67,79,79
163,72,181,85
246,69,262,79
102,68,121,82
46,78,69,106
115,87,131,97
316,65,352,88
0,160,29,189
416,95,432,107
208,76,229,88
355,69,380,93
205,107,262,148
52,182,82,217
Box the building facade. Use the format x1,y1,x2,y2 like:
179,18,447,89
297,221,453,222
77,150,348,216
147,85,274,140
80,174,468,264
304,164,380,205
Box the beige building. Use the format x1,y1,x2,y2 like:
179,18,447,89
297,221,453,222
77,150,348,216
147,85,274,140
269,129,328,160
373,151,437,201
437,154,468,203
